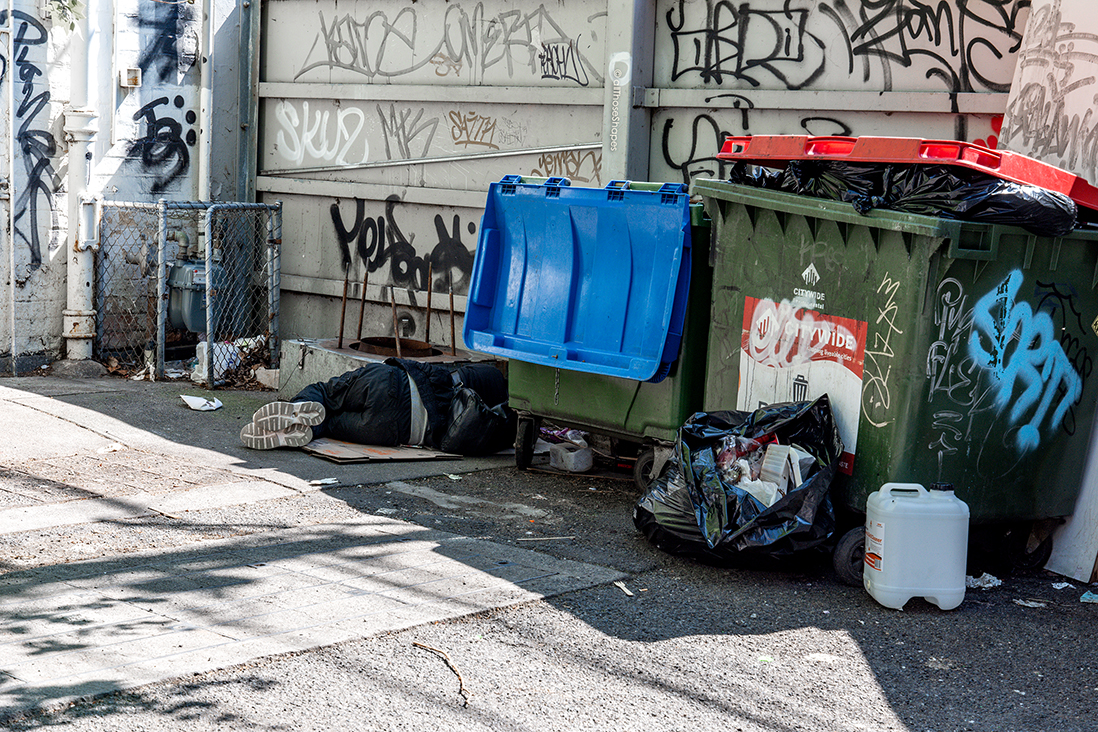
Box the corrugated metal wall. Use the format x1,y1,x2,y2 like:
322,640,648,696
256,0,1031,346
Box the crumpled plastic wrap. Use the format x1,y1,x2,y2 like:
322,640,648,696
634,396,844,563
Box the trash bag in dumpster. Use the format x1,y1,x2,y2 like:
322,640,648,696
634,395,843,563
882,164,1077,236
782,159,885,211
729,161,1078,236
726,161,786,190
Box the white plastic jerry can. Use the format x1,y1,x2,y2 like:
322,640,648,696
863,482,970,611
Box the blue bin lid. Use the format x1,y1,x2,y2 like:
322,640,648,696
463,176,693,382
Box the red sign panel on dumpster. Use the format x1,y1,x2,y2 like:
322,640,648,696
739,296,867,474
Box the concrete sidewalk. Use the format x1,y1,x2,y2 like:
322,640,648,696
0,376,510,533
0,375,618,717
0,516,620,714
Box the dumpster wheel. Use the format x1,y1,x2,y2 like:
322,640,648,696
833,526,865,587
1001,521,1056,573
515,415,540,470
632,444,674,492
1015,534,1054,572
633,448,656,492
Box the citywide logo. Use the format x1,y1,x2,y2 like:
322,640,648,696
802,263,820,287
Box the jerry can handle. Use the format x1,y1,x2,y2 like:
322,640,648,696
882,482,927,498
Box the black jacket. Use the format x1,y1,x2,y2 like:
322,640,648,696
291,359,508,452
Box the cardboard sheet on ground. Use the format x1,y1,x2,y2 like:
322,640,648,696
303,438,462,464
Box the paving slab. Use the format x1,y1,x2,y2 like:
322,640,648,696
0,515,622,716
0,494,158,533
0,481,296,534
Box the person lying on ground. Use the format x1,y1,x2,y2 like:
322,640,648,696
240,358,514,456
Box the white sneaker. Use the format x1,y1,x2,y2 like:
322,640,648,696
240,421,313,450
252,400,326,432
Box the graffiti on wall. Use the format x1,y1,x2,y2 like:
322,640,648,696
531,150,602,184
667,2,827,89
272,100,440,166
653,1,1026,184
658,111,858,187
128,96,196,194
449,110,499,150
134,0,197,83
379,104,439,161
330,196,475,294
538,39,590,85
296,4,602,86
120,1,200,194
0,10,58,268
275,101,370,166
1000,2,1098,185
661,114,733,187
271,99,574,175
665,0,1028,93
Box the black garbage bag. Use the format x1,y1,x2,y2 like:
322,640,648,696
882,164,1077,236
437,387,516,456
728,159,1078,236
726,161,786,190
781,160,885,214
634,395,843,563
726,160,881,207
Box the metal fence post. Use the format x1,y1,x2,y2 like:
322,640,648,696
204,205,216,386
156,199,167,379
269,201,282,370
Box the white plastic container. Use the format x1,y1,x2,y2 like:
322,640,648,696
190,341,239,383
863,482,970,610
549,443,593,473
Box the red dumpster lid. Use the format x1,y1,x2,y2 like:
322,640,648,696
717,135,1098,213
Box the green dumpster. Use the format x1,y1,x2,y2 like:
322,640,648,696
507,207,711,481
693,179,1098,568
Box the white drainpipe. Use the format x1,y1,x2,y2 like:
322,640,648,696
198,0,213,201
61,0,98,362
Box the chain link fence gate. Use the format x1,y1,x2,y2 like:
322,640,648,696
94,200,281,387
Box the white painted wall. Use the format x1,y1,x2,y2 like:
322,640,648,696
101,0,202,200
256,0,608,345
647,0,1028,185
1,2,72,369
1,0,250,369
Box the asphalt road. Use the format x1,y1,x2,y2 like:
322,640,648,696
2,458,1096,732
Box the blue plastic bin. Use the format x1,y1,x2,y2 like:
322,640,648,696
463,176,693,383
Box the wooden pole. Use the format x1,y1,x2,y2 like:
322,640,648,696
337,268,349,349
448,280,456,357
390,287,402,359
425,262,433,345
356,265,369,342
